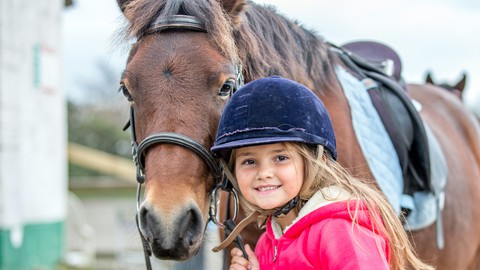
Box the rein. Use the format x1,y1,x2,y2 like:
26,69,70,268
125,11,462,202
124,14,244,269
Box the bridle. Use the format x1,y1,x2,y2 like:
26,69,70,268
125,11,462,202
123,14,243,269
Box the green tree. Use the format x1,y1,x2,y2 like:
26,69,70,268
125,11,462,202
68,59,130,177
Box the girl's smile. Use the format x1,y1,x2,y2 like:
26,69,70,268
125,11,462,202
255,185,281,192
234,143,304,211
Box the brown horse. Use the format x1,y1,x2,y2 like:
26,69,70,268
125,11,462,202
116,0,480,269
425,71,468,99
425,72,480,124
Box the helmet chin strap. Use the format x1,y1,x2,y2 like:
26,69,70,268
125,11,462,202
212,196,300,253
273,196,299,217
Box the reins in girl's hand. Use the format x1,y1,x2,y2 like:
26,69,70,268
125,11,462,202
224,219,248,259
212,211,260,254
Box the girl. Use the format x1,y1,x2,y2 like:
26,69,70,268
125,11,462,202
211,76,433,270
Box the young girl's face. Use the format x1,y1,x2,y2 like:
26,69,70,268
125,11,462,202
234,142,304,210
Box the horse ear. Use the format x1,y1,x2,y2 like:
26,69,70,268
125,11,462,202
455,73,467,92
220,0,247,24
117,0,130,13
425,71,434,84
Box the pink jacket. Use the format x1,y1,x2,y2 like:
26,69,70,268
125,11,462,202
254,192,390,269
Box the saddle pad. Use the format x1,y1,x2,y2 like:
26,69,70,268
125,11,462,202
335,66,403,213
335,66,441,230
404,110,447,230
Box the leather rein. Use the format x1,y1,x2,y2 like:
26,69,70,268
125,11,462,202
123,15,243,269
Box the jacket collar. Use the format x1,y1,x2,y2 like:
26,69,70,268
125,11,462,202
271,186,352,239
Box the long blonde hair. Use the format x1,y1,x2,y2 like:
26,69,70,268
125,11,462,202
221,142,433,270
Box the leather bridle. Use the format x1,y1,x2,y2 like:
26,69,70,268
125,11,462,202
123,14,243,269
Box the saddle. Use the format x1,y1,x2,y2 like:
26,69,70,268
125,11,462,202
342,41,403,83
331,41,432,208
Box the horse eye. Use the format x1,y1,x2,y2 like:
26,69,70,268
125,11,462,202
218,79,236,97
119,84,133,101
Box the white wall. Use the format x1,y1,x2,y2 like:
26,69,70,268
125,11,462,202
0,0,66,249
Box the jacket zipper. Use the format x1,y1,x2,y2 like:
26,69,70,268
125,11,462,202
273,245,278,262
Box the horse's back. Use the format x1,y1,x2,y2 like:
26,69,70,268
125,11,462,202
409,83,480,163
408,83,480,269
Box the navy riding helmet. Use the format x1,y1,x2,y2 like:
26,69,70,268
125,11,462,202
211,76,337,160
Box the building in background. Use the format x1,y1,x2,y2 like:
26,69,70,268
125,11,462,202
0,0,67,269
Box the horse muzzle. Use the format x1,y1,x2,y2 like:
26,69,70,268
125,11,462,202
138,201,205,260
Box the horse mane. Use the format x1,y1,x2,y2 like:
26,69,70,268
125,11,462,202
235,3,339,91
121,0,338,92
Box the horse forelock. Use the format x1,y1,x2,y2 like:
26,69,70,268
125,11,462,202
122,0,239,64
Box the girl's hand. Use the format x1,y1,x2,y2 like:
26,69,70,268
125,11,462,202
229,244,259,270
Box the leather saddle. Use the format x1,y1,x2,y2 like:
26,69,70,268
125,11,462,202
331,41,431,208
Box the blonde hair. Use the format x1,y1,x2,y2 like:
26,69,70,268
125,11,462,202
221,142,433,270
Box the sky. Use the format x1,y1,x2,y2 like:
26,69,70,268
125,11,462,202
62,0,480,115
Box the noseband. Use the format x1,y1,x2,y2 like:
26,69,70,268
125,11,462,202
127,107,221,185
124,15,243,268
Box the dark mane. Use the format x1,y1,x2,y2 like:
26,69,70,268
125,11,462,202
121,0,338,91
236,3,338,90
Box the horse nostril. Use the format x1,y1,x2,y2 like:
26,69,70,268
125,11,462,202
178,209,198,241
139,205,148,224
139,205,154,241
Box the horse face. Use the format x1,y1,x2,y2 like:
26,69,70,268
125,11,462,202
121,32,236,260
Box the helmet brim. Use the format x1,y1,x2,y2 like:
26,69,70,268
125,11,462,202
211,136,306,159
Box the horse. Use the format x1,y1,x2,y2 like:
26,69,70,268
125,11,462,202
116,0,480,269
425,71,468,99
425,72,480,124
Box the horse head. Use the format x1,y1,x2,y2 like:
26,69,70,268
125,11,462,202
117,0,246,260
425,71,467,99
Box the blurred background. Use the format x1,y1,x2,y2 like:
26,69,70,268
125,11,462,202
0,0,478,269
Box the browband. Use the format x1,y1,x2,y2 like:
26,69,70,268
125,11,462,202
145,15,206,35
